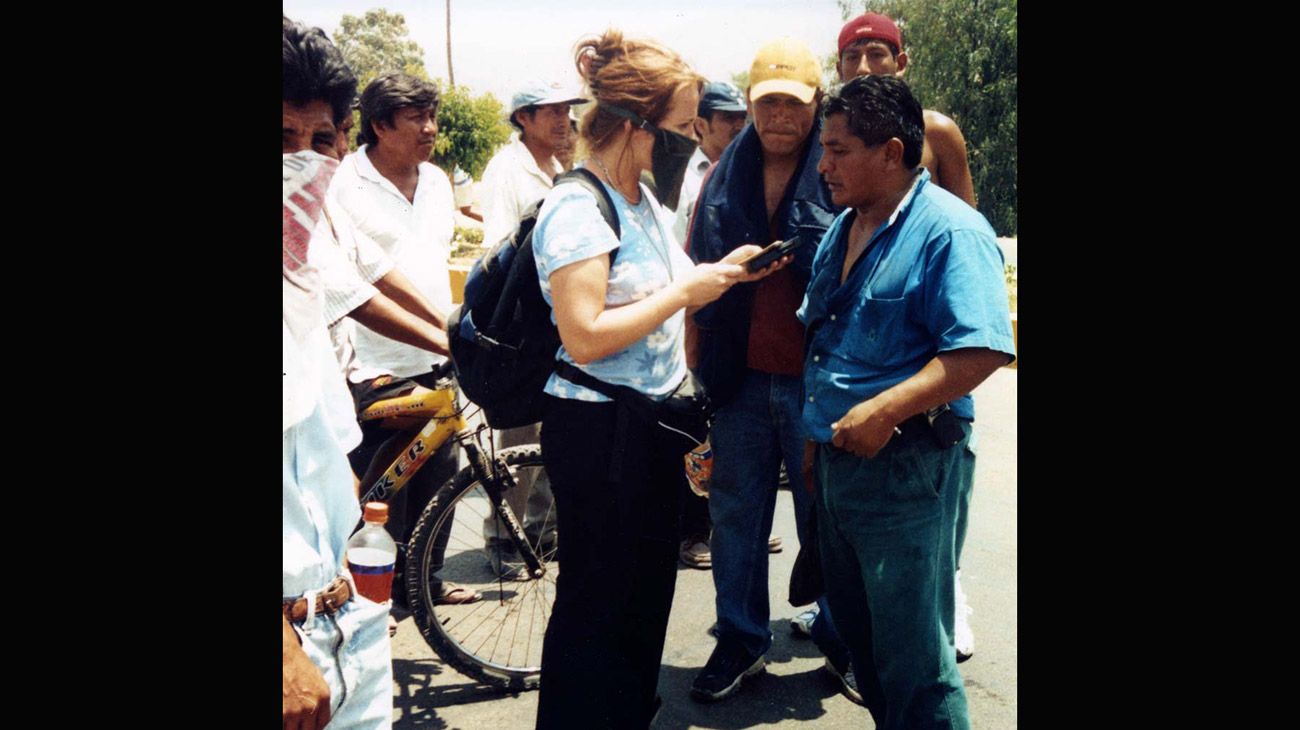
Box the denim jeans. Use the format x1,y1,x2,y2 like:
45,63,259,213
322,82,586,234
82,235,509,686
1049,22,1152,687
291,592,393,729
943,429,976,647
708,369,848,666
815,424,972,730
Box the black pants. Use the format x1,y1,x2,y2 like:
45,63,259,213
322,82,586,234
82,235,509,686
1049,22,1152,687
535,396,683,729
679,480,711,542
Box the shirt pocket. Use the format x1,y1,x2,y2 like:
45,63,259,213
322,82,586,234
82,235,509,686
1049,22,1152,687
840,295,909,369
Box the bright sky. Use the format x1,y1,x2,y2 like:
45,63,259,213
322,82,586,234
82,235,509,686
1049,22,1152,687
282,0,850,105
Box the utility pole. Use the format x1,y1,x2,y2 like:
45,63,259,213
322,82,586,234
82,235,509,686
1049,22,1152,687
446,0,455,87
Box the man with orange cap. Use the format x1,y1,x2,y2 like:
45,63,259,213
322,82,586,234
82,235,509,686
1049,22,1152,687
688,37,855,705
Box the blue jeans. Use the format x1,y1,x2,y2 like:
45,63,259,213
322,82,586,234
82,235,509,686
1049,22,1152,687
709,369,848,666
943,430,976,647
816,424,972,730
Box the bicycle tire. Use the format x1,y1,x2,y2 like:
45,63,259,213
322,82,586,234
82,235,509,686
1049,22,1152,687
403,444,556,691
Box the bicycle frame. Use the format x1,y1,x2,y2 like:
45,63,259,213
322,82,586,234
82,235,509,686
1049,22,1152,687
356,381,547,579
357,386,463,505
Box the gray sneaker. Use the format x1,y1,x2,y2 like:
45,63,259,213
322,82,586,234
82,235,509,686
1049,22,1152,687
824,657,863,705
790,605,819,638
679,537,712,569
485,539,527,580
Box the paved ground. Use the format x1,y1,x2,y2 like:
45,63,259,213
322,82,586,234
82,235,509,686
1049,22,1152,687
389,367,1016,728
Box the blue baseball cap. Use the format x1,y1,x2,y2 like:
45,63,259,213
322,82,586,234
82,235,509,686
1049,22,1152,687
509,80,588,116
698,81,747,116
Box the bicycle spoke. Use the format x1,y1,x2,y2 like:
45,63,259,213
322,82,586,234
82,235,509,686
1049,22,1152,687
408,447,552,685
453,594,516,644
435,589,499,634
472,577,542,660
483,599,511,664
505,569,538,669
527,570,545,664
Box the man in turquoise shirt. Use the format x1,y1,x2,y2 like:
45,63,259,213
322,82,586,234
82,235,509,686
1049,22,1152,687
797,75,1014,730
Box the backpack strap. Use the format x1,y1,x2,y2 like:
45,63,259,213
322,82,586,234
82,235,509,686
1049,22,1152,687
555,361,656,415
482,168,624,337
547,171,636,481
555,360,665,485
553,167,621,243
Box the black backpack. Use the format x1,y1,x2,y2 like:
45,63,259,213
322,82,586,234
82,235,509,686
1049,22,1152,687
447,168,620,429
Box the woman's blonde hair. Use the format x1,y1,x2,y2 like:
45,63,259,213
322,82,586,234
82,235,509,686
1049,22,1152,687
573,29,705,155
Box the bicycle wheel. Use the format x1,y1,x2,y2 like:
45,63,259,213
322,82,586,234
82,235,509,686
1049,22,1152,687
403,444,557,691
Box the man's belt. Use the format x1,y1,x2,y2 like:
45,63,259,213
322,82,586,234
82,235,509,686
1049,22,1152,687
283,577,352,623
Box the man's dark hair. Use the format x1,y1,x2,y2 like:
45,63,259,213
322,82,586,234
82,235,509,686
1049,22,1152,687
357,72,440,147
704,109,745,125
282,16,357,126
510,105,539,133
822,74,923,169
843,37,900,59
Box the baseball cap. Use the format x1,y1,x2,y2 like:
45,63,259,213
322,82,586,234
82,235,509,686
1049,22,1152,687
509,80,588,116
748,38,820,104
699,81,747,115
838,12,903,55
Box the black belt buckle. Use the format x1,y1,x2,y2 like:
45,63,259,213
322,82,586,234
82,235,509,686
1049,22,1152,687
926,404,964,449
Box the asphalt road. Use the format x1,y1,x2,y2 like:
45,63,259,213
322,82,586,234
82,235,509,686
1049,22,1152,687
390,366,1017,728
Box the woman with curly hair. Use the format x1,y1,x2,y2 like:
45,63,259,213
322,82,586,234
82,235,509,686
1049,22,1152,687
530,28,789,729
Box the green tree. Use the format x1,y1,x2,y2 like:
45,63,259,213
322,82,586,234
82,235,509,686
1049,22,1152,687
329,8,509,178
837,0,1017,235
334,8,428,89
334,8,430,155
821,53,841,91
433,84,511,179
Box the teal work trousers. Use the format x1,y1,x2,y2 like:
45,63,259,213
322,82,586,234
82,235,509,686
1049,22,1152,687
815,422,971,730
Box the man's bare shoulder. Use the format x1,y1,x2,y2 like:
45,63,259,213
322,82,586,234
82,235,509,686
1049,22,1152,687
923,109,966,144
921,109,976,207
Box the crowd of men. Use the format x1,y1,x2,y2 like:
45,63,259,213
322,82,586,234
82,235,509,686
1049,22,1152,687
283,10,1013,730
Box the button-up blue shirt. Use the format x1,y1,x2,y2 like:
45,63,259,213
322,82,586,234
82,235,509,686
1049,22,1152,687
797,170,1016,443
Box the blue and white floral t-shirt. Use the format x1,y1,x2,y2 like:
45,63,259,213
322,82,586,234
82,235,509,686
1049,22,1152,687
533,171,694,402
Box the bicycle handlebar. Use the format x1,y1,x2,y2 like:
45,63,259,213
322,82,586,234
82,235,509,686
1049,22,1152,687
410,358,457,392
432,358,456,381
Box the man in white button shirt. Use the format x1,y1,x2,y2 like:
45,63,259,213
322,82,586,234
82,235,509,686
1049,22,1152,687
328,72,480,604
479,80,588,249
555,114,579,172
475,79,587,577
451,165,482,222
282,17,393,729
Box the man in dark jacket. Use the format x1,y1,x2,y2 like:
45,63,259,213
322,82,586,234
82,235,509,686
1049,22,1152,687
687,37,856,705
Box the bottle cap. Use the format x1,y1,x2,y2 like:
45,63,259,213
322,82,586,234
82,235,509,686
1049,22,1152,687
362,502,389,523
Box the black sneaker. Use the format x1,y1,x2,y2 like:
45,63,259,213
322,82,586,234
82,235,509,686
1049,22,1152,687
690,641,766,702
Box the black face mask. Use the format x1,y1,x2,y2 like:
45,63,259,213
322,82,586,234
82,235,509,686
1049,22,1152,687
600,104,698,210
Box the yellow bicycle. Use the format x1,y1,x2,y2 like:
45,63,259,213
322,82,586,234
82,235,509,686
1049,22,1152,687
357,361,554,691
